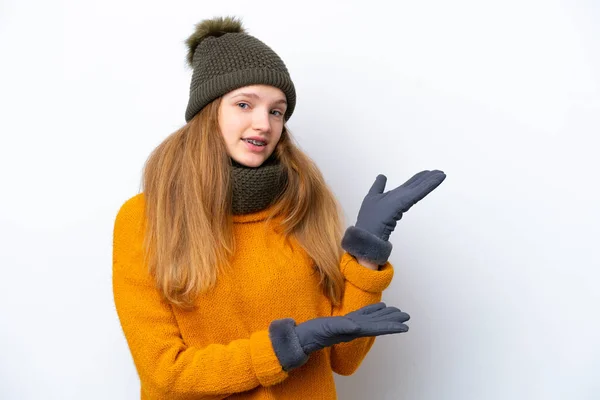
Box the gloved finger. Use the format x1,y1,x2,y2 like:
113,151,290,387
368,306,407,319
401,170,442,191
348,307,398,322
348,302,386,316
364,306,401,317
363,321,409,336
399,170,430,189
367,174,387,195
369,311,411,324
412,172,446,203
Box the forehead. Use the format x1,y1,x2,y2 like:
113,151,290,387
226,84,286,100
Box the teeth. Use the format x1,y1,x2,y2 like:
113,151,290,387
245,139,265,146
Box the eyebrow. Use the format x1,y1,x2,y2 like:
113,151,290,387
231,92,287,105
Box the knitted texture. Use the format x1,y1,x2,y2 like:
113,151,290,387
112,193,395,399
185,17,296,122
231,155,287,215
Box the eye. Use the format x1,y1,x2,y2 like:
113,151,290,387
271,110,283,117
237,102,250,109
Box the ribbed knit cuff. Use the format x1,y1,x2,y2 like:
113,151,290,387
249,330,289,387
268,318,309,372
341,226,393,266
340,252,394,293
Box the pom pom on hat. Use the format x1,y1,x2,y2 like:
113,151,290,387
185,16,246,68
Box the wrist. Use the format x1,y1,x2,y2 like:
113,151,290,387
341,226,393,266
356,257,380,270
269,318,310,371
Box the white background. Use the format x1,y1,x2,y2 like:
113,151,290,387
1,0,599,399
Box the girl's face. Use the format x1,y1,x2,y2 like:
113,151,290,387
218,84,287,168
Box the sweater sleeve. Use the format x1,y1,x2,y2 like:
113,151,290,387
329,252,395,376
112,196,289,400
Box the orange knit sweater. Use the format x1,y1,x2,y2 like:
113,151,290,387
112,193,395,399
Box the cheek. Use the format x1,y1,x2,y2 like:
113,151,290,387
219,123,235,143
218,106,243,141
219,119,242,143
272,124,284,143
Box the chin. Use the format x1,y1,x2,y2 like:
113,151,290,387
232,154,269,168
243,160,264,168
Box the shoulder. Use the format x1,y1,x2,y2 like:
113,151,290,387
112,193,150,280
116,192,145,217
113,192,146,235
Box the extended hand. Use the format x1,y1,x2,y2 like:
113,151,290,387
293,302,410,354
355,170,446,241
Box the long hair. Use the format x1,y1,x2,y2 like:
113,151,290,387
141,97,346,310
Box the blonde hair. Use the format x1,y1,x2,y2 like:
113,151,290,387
141,97,346,310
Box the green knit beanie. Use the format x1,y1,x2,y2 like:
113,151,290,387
184,16,296,123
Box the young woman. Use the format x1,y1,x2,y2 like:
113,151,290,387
112,16,446,400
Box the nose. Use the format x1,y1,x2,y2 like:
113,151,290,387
252,109,271,133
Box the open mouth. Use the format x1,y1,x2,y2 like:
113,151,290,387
242,138,266,147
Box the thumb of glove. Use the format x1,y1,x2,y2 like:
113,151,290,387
368,174,387,195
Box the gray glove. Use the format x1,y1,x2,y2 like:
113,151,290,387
342,170,446,265
269,302,410,371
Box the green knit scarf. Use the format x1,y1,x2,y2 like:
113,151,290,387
230,154,287,215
